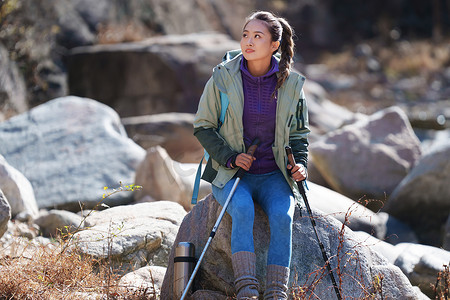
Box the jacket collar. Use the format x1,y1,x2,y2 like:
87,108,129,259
240,56,279,80
213,50,305,94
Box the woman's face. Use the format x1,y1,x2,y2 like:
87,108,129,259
240,19,280,63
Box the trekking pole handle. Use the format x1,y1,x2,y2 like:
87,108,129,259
247,138,260,156
285,146,296,169
236,138,260,178
285,146,302,181
285,146,307,191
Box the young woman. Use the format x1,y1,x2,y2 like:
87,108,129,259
193,11,309,300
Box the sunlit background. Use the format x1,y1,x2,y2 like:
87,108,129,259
1,0,449,123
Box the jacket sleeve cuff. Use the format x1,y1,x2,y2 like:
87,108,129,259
226,153,238,168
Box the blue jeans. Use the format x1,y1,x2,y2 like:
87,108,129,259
212,170,295,267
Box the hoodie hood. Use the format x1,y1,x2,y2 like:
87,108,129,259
212,49,304,96
213,50,282,93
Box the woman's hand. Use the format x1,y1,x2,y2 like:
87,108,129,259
287,163,307,182
233,153,256,171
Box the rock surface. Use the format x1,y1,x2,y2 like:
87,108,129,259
303,80,358,135
383,138,450,246
306,181,417,243
161,194,420,299
119,265,166,297
310,106,422,207
0,43,27,121
0,96,146,211
0,155,38,218
134,146,191,211
122,113,204,163
34,209,84,237
0,189,11,239
67,33,240,117
73,201,186,271
394,243,450,297
354,230,450,298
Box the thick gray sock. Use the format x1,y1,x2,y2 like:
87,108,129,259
263,264,290,300
232,251,260,299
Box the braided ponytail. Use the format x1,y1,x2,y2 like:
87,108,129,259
274,18,295,96
244,11,295,99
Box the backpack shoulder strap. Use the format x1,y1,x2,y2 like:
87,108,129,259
191,91,229,204
218,91,229,129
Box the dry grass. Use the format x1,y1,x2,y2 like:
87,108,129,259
315,38,450,113
0,241,157,300
286,200,450,299
434,264,450,299
0,245,102,299
286,201,383,300
0,183,155,300
319,39,450,77
377,41,450,82
97,22,151,44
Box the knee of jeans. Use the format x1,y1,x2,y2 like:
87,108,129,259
269,210,293,230
230,201,254,222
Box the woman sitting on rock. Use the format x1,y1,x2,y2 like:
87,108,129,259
194,11,309,299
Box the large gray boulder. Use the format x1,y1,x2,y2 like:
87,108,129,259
122,113,204,163
354,231,450,298
134,146,191,211
133,145,211,211
310,106,422,208
161,194,420,299
73,0,253,40
0,96,146,211
0,0,95,107
303,80,360,135
0,155,38,218
306,181,417,243
393,243,450,297
383,138,450,246
67,32,240,117
0,189,11,239
2,0,253,111
73,201,186,271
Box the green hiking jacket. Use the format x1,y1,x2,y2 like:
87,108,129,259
193,50,310,201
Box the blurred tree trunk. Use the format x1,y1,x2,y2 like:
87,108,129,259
432,0,442,42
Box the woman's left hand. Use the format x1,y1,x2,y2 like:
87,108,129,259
287,163,307,182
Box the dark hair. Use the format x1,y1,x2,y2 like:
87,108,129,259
244,11,295,98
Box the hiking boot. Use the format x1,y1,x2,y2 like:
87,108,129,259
232,251,260,299
263,264,290,300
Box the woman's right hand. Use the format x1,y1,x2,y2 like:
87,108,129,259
233,153,256,171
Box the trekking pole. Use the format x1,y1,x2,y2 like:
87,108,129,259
285,146,342,300
180,138,260,300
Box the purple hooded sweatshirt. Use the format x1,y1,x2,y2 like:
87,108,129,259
238,56,279,174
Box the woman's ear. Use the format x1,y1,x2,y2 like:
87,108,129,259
272,40,280,51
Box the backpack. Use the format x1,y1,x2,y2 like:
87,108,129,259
191,91,229,204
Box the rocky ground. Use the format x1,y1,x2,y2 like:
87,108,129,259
1,0,449,298
0,95,449,299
